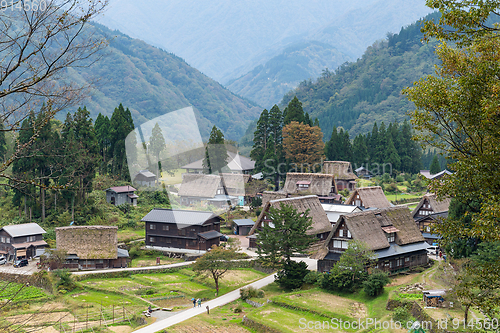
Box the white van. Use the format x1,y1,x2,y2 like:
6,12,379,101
426,246,439,255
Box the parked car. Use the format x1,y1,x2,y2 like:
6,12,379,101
426,246,439,255
14,259,29,268
0,256,6,265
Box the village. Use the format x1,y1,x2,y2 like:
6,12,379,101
0,153,471,333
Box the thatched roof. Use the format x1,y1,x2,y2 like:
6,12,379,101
220,173,251,196
322,161,358,180
315,206,424,259
182,152,255,172
283,173,336,196
249,195,332,236
262,191,288,206
412,193,451,217
345,186,391,208
56,226,118,260
178,174,221,198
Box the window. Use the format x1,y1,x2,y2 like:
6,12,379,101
426,226,431,232
29,236,36,242
405,257,410,262
150,224,156,230
98,259,103,264
191,228,196,232
166,238,171,243
178,229,186,236
6,238,10,243
149,237,155,243
0,237,4,243
387,233,395,243
163,225,169,231
333,240,349,249
347,230,351,238
339,229,344,237
390,261,394,268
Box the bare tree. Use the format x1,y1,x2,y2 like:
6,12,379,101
0,0,108,190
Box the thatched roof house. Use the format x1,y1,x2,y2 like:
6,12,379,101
262,191,288,207
345,186,392,209
182,152,255,174
249,195,332,241
315,206,429,273
220,173,251,197
322,161,358,191
412,193,451,219
283,173,336,197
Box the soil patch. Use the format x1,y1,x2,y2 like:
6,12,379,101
109,325,134,333
7,312,75,326
171,324,250,333
388,274,415,287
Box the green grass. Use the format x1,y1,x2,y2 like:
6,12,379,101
160,168,186,185
69,290,147,307
0,281,49,302
384,193,422,202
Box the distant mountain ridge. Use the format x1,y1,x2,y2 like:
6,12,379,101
68,22,260,140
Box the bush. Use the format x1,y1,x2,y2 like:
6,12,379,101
234,305,243,313
363,271,390,296
392,306,413,323
250,197,262,209
321,266,368,293
275,260,309,290
240,286,264,300
53,269,76,292
396,175,404,182
385,183,398,193
303,271,322,285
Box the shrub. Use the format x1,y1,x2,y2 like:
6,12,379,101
396,175,404,182
250,197,262,209
234,305,243,313
240,286,264,300
392,306,412,323
321,266,368,293
117,203,132,214
385,182,398,193
363,271,390,296
303,271,322,285
275,260,309,290
53,269,76,292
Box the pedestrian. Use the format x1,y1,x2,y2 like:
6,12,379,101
192,298,196,308
197,298,201,307
443,254,447,262
439,251,443,260
206,305,210,314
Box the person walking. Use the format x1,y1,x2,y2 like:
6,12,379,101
197,298,202,307
192,298,196,308
439,251,443,260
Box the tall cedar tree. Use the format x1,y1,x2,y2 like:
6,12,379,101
256,203,315,267
283,96,305,125
429,155,441,174
109,104,135,181
149,122,167,177
95,113,111,173
203,126,228,174
250,108,269,172
282,121,325,172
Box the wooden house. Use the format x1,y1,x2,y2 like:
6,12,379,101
182,151,255,175
133,170,157,187
0,223,47,261
283,173,341,204
233,219,255,236
315,206,429,274
262,191,288,207
323,161,358,191
412,193,451,244
105,186,138,206
248,195,333,250
355,166,373,179
178,173,243,207
345,186,392,209
419,170,453,180
142,208,223,251
54,226,129,270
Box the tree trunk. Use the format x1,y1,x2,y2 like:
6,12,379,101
464,304,470,322
24,195,27,218
71,195,74,221
41,188,45,223
213,272,219,295
54,193,57,211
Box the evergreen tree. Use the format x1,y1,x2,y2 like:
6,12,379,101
352,134,368,167
149,122,166,178
283,96,305,125
95,113,111,173
338,128,353,162
204,126,228,174
368,123,379,163
250,109,269,173
267,105,284,189
109,104,135,180
325,126,339,161
430,155,441,174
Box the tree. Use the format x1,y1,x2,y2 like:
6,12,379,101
250,108,269,172
203,126,228,174
149,122,166,178
191,245,239,295
256,203,315,267
363,271,390,296
275,260,309,290
283,96,305,125
0,0,108,189
282,122,325,171
429,155,440,174
336,240,376,284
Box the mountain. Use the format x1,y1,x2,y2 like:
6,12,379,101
95,0,424,84
68,22,260,141
278,12,441,139
227,0,433,107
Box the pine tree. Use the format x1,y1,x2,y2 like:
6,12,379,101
204,126,228,174
325,126,339,161
283,96,305,125
352,134,368,167
268,105,284,189
430,155,441,174
250,109,269,173
149,122,166,178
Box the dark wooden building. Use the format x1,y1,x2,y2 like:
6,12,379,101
315,206,429,274
133,170,157,187
105,186,138,206
412,193,451,244
142,208,223,251
0,223,47,261
233,219,255,236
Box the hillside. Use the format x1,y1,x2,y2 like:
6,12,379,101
278,12,441,139
68,22,260,141
227,0,433,107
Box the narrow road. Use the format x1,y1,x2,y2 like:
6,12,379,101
72,261,193,276
133,273,276,333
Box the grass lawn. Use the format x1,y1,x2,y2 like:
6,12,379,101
385,193,422,203
129,253,183,267
117,228,145,242
160,168,186,185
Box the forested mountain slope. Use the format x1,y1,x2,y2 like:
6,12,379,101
280,12,441,138
68,22,260,140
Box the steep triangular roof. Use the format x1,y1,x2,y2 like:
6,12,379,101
411,193,452,218
283,173,336,196
323,161,358,180
315,206,425,259
182,152,255,171
178,174,221,198
345,186,391,208
249,195,332,236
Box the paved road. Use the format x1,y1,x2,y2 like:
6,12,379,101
133,273,276,333
72,261,193,276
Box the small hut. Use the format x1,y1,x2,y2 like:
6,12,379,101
233,219,255,236
345,186,391,209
